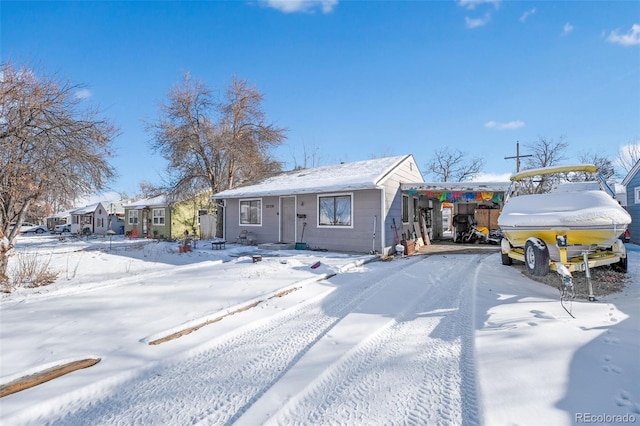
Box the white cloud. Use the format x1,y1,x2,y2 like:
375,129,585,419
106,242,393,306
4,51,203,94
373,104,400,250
458,0,501,11
519,8,536,23
607,23,640,46
260,0,337,14
74,88,92,100
562,22,574,35
465,13,491,29
484,120,525,130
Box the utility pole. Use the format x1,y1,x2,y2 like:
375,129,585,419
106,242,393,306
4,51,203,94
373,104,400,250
504,141,532,172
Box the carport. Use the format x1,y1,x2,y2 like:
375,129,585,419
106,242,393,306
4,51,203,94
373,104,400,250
401,181,509,244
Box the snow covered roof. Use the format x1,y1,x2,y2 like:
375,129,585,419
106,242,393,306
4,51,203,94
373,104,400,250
124,195,169,208
622,158,640,186
214,155,414,199
71,202,105,215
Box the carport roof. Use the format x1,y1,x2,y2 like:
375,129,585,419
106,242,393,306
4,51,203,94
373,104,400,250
402,182,510,192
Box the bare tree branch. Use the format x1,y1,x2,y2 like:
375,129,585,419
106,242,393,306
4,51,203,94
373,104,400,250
424,148,484,182
0,61,118,282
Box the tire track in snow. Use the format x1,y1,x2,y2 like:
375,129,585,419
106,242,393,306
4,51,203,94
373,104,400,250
46,257,428,426
263,254,484,426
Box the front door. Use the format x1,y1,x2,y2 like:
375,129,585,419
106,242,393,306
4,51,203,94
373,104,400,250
280,196,296,243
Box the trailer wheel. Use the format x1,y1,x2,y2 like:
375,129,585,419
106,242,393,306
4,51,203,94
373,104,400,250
500,239,513,265
613,256,627,273
525,239,550,276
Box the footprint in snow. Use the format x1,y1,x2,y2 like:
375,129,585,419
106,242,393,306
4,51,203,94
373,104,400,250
616,390,640,414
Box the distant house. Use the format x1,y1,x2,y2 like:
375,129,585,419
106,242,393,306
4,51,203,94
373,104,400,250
124,192,214,240
213,155,424,255
70,202,110,235
622,159,640,243
124,196,172,240
46,209,73,230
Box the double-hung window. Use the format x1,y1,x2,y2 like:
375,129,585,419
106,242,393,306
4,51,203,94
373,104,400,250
128,210,138,225
152,208,165,225
318,193,352,227
240,199,262,225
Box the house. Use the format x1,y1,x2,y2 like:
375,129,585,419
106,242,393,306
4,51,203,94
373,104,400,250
622,159,640,243
70,203,110,235
124,192,214,240
124,196,171,240
213,155,424,255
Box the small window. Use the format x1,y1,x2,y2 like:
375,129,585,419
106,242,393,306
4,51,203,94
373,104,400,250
635,187,640,204
240,199,262,225
319,194,352,227
402,195,409,223
128,210,138,225
152,208,165,225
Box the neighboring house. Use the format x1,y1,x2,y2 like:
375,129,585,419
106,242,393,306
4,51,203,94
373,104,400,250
124,196,172,240
171,191,215,240
124,192,214,240
70,202,110,235
622,159,640,243
213,155,424,255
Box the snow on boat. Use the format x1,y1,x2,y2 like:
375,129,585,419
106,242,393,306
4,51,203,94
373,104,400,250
498,164,631,277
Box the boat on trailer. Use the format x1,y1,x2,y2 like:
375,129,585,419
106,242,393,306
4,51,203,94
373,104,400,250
498,164,631,280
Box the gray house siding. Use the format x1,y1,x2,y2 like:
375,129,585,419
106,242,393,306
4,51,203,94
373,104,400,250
625,170,640,243
224,190,384,253
379,156,425,248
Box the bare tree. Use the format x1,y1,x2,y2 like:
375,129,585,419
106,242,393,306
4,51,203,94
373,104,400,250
617,139,640,175
521,136,569,193
578,151,615,180
424,148,484,182
290,139,323,170
0,61,117,284
147,74,286,236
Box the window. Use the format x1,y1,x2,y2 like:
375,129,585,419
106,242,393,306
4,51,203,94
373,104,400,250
402,195,409,223
240,199,261,225
152,208,165,225
319,194,352,227
128,210,138,225
635,187,640,204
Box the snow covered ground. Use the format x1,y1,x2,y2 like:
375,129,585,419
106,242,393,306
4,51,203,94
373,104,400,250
1,235,638,425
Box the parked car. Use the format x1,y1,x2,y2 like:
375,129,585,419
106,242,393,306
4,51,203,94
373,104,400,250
19,223,48,234
621,229,631,243
53,224,71,234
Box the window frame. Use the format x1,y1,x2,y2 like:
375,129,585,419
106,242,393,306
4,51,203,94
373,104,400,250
128,210,138,225
317,193,353,228
239,198,262,226
152,208,165,225
402,195,409,223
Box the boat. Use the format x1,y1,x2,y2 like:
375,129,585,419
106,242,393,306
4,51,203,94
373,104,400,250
498,164,631,277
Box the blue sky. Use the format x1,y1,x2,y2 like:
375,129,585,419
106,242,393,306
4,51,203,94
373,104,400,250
3,0,639,197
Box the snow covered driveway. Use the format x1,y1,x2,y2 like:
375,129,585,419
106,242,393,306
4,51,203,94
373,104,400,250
47,254,484,425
